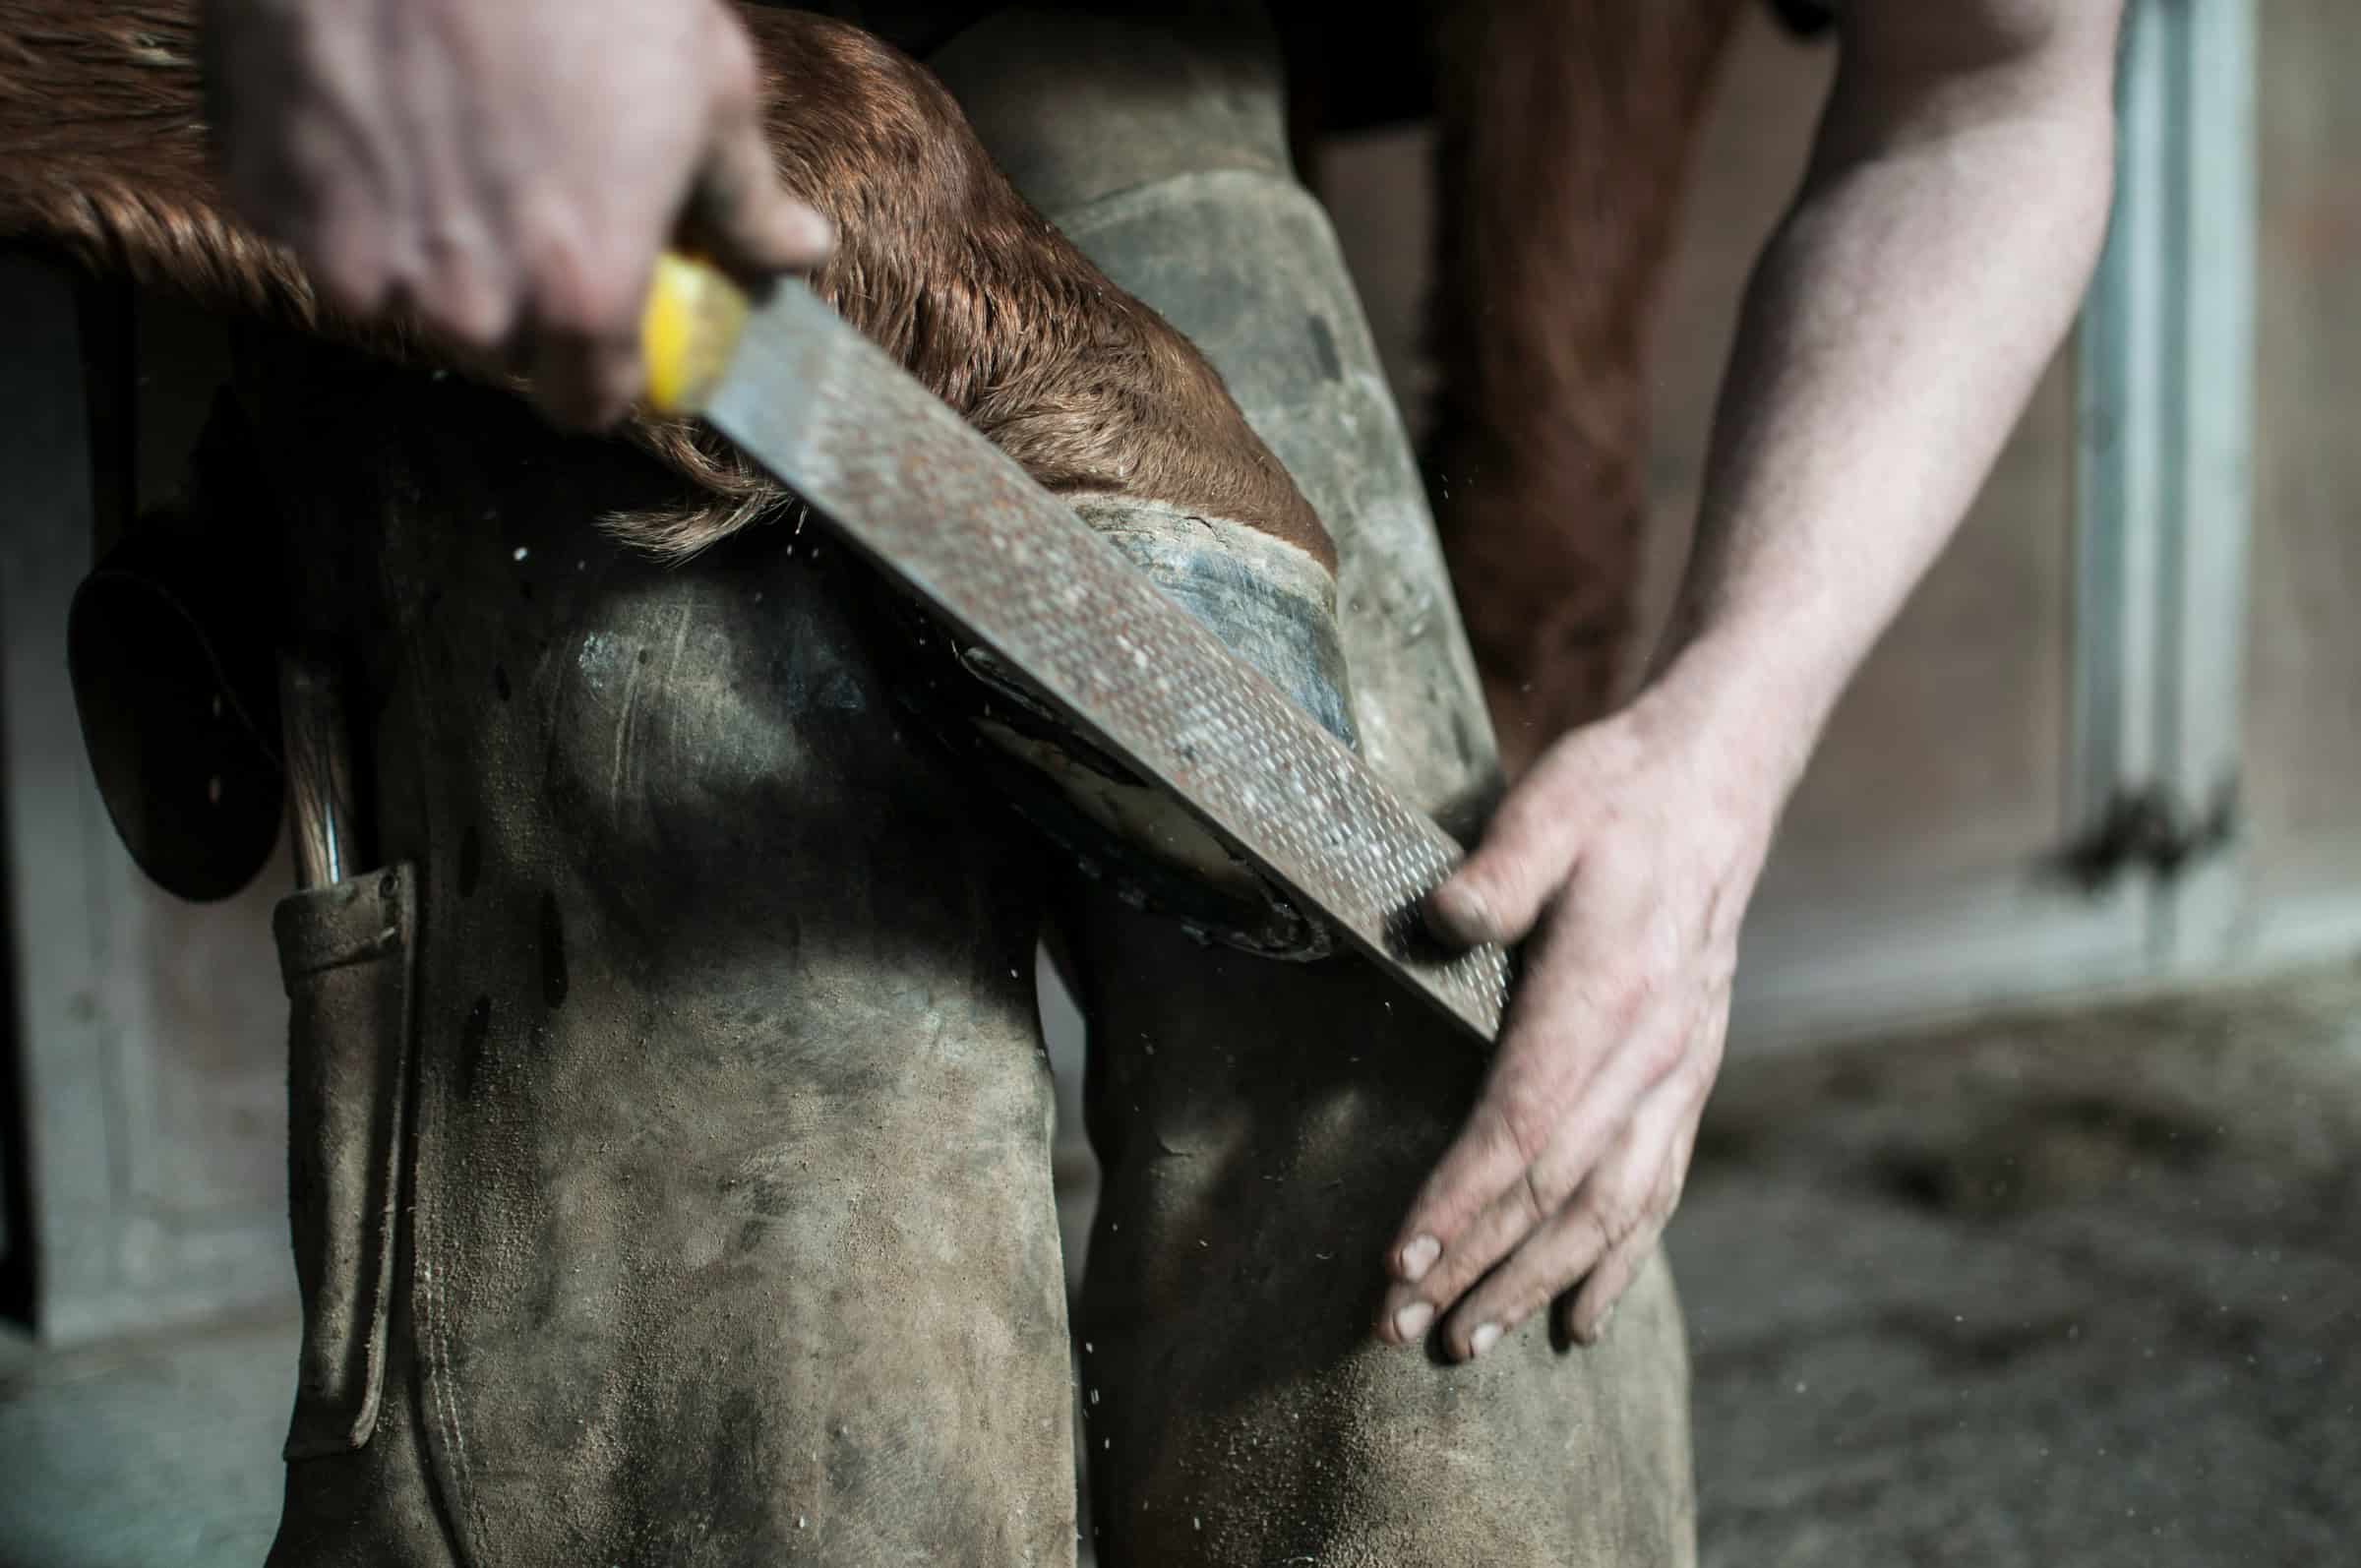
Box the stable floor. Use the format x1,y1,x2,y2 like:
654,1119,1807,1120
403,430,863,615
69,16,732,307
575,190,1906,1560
5,961,2357,1568
1672,961,2361,1566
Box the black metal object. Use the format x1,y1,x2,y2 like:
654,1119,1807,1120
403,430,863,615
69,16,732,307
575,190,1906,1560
2051,780,2241,894
278,646,364,892
65,396,290,905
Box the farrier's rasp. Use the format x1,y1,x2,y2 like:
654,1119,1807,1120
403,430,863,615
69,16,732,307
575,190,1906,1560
640,254,1514,1047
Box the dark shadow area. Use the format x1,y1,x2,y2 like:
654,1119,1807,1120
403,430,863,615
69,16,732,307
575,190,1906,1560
0,659,32,1332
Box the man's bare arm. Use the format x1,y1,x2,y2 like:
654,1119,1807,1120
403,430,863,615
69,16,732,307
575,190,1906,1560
1650,0,2125,791
1379,0,2125,1358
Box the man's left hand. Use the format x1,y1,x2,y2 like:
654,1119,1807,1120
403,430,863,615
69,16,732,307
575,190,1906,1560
1375,680,1781,1357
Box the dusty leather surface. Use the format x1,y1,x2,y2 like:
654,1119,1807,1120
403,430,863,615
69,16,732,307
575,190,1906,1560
937,8,1699,1564
1068,908,1699,1566
1056,163,1507,837
275,864,420,1461
932,2,1503,839
242,342,1078,1567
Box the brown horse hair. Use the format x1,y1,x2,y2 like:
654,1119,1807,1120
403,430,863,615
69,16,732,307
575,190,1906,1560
0,2,1331,569
1423,0,1751,757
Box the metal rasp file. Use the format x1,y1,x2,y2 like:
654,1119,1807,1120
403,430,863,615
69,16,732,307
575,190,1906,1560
640,255,1513,1047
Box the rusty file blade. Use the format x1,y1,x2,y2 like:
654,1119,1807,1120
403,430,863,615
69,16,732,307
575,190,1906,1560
700,281,1513,1047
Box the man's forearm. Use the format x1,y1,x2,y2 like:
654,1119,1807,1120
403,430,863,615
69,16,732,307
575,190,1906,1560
1392,2,2128,1357
1644,1,2124,801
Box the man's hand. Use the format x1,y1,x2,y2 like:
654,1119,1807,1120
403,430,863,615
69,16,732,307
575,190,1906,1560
1374,0,2123,1357
206,0,832,428
1376,675,1777,1357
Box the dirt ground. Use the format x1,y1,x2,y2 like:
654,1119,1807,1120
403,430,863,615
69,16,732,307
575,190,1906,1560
1670,959,2361,1567
5,960,2357,1567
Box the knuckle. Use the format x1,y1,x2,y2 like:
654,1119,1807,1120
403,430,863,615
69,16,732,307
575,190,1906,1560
1631,1026,1688,1082
1513,1165,1555,1229
1525,1142,1592,1219
1429,1255,1487,1310
528,248,634,340
1450,858,1535,942
1604,981,1656,1043
317,252,391,318
1422,1245,1491,1311
1448,857,1504,912
1436,1195,1537,1302
1585,1185,1646,1246
420,265,515,350
1491,1088,1559,1171
512,199,617,333
1574,1203,1621,1263
1511,1240,1588,1319
574,271,641,338
1577,953,1653,1039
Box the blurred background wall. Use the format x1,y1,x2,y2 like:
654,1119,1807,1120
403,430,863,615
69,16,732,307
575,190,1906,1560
1310,0,2359,1053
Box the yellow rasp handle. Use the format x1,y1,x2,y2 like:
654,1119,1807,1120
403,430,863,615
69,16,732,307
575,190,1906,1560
639,250,753,417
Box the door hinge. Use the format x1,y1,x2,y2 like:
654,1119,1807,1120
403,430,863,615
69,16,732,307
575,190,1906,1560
2051,779,2239,894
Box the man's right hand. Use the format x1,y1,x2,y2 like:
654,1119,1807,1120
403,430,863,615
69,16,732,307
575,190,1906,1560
206,0,832,428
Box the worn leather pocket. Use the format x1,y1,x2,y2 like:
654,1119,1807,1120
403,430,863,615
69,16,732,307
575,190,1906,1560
273,862,418,1460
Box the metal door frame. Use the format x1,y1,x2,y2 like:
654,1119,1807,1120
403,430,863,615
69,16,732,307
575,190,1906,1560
1733,0,2267,1047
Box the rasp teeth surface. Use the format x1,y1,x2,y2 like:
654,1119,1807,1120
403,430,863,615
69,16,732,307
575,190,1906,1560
707,284,1515,1047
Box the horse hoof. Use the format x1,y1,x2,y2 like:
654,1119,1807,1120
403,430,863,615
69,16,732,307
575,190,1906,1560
874,493,1355,962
